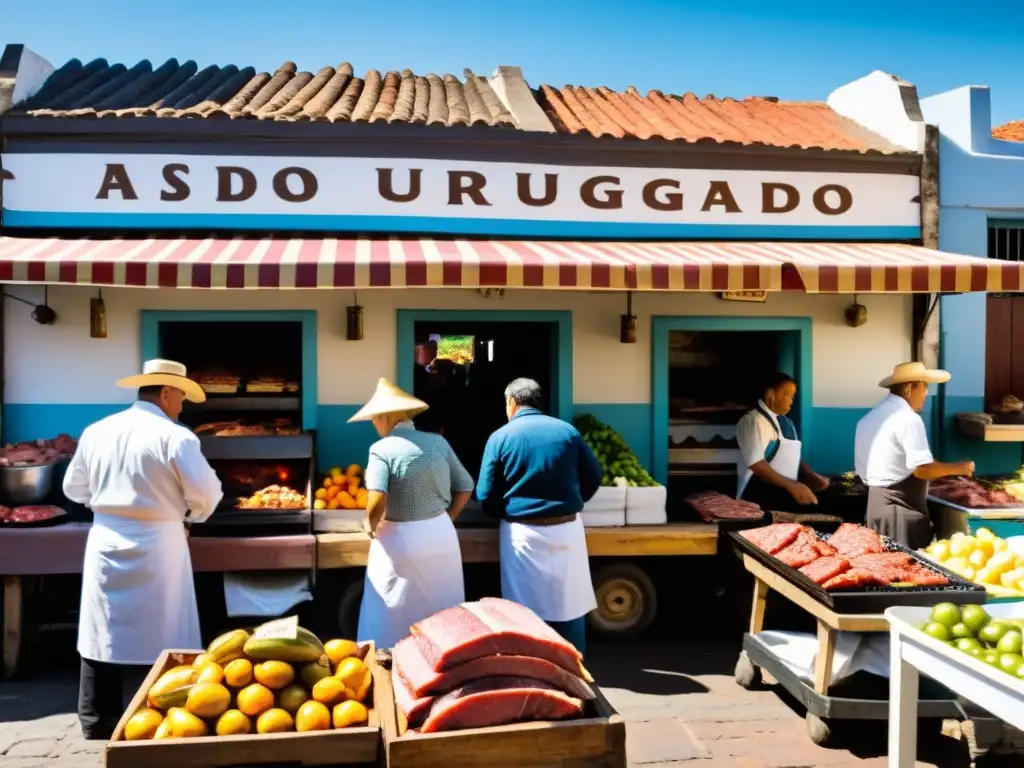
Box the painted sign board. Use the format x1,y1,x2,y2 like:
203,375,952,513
0,153,921,239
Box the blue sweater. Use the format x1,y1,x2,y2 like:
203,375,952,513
475,408,603,521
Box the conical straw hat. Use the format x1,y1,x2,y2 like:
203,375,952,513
347,377,429,423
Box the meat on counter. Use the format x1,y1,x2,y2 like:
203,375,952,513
0,434,77,467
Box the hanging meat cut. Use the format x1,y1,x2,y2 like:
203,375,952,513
418,677,584,734
410,598,585,675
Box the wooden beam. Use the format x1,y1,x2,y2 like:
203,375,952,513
317,523,718,570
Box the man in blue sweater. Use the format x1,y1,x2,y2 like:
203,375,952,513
476,378,602,652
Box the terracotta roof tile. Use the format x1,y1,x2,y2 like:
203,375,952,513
536,84,910,154
993,120,1024,142
14,57,517,128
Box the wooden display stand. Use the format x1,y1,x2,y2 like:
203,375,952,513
744,554,888,695
106,644,381,768
375,654,626,768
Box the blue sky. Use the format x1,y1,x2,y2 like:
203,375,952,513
5,0,1023,125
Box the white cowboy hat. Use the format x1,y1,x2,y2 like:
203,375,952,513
878,361,951,389
348,377,428,423
115,359,207,403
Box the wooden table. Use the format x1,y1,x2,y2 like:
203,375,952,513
744,554,888,694
0,524,316,679
317,522,719,569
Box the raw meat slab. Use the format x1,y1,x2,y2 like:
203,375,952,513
411,598,583,674
419,676,584,733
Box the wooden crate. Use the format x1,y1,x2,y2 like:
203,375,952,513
376,664,626,768
106,644,382,768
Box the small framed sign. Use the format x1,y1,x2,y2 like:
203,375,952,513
719,290,768,303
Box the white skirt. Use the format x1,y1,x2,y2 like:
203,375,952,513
499,516,597,623
357,513,465,650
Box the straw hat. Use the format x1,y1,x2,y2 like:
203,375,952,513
878,361,951,389
348,378,428,423
115,359,207,403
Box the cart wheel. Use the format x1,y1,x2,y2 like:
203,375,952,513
587,562,657,637
733,652,762,690
805,713,834,747
335,579,363,639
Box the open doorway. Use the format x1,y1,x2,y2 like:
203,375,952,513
410,320,555,478
652,317,811,517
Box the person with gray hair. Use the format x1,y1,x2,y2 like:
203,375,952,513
475,378,602,653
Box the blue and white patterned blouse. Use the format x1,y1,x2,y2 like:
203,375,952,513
363,421,475,522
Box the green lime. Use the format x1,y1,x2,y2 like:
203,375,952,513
999,653,1024,674
997,630,1024,655
923,622,952,642
969,647,985,658
951,623,974,640
979,623,1010,646
1017,664,1024,680
960,605,991,635
955,638,983,653
984,651,1001,666
930,603,962,629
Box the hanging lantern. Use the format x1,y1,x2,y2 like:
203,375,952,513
620,292,637,344
90,289,107,338
346,292,364,341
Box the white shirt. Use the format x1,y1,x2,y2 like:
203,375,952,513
854,394,934,487
736,402,779,475
63,401,223,523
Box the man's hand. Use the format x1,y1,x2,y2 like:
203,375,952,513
959,461,976,477
362,517,376,539
787,481,819,506
806,472,831,492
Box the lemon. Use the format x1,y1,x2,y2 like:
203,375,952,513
945,557,970,576
930,540,951,562
185,682,231,719
968,549,989,570
237,683,276,717
295,700,332,732
324,639,361,668
125,708,163,741
254,661,295,690
995,538,1010,553
976,538,996,558
976,527,996,541
224,658,254,688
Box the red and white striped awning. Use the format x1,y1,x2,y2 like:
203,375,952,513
0,236,1018,293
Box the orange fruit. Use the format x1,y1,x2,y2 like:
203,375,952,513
332,700,369,729
278,684,309,715
295,700,332,732
314,487,328,500
215,709,252,736
223,658,254,688
124,708,163,741
165,708,208,738
337,491,357,510
312,676,348,706
196,661,224,685
236,683,275,717
256,708,294,734
336,657,371,701
326,484,341,500
323,476,334,488
313,499,327,510
185,682,231,719
254,661,295,690
324,639,360,668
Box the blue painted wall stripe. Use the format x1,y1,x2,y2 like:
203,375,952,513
1,210,921,241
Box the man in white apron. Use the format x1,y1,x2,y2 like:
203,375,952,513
63,360,223,739
476,379,601,653
735,372,829,512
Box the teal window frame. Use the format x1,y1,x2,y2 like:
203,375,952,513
395,309,573,421
651,315,813,486
139,310,319,430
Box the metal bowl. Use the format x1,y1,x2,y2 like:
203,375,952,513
0,462,57,506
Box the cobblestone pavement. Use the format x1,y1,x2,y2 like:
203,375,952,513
0,635,1018,767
